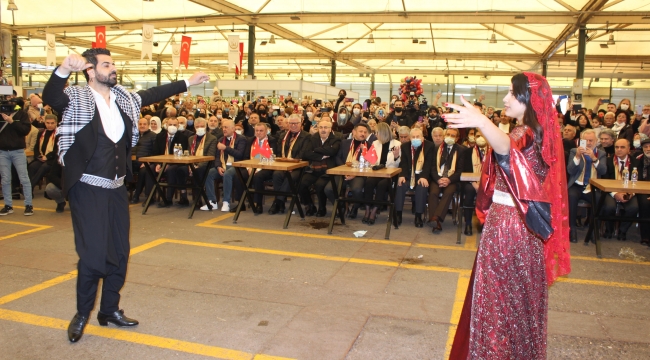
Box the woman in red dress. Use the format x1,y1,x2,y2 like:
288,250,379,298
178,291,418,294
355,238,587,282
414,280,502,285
445,73,571,359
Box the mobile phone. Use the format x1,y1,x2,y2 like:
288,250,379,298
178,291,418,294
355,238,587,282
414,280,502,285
314,99,322,107
558,95,568,100
572,104,582,112
580,139,587,148
323,107,331,113
601,98,610,103
636,104,643,114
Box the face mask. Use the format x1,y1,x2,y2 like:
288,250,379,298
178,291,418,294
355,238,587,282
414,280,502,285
167,125,178,134
476,137,487,147
468,136,475,143
339,93,345,99
378,110,385,117
353,108,360,116
643,114,649,119
196,128,206,136
306,112,313,119
273,111,278,116
347,106,352,112
217,114,222,119
37,103,43,109
339,114,347,121
267,129,271,135
570,116,576,121
235,129,243,135
394,107,403,112
411,138,422,148
187,120,194,126
633,140,641,148
620,104,629,111
444,137,456,145
178,125,186,131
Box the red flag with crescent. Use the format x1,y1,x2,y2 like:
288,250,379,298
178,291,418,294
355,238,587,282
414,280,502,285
238,42,244,75
365,143,378,165
95,26,106,49
180,36,191,69
251,139,272,159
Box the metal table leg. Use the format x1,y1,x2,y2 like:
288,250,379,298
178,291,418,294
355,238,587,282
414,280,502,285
283,167,306,229
233,166,256,224
143,162,168,214
328,176,345,234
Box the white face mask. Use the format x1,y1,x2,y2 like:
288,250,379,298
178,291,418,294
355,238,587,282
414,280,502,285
178,124,186,131
196,128,206,136
37,103,43,109
306,112,313,119
235,129,243,135
468,136,475,143
643,114,649,119
339,114,347,121
633,140,641,148
217,114,222,119
620,104,629,111
476,137,487,147
353,108,360,116
444,137,456,145
167,125,178,135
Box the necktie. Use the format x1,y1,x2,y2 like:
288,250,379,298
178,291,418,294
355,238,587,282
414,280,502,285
620,160,624,175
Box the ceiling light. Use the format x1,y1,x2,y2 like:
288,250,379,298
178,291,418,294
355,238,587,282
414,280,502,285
489,33,497,44
260,41,267,46
367,34,374,44
269,35,276,44
412,39,419,44
290,16,300,20
195,18,205,23
7,0,18,11
419,40,426,44
607,34,615,45
400,59,405,64
336,40,343,43
600,44,609,48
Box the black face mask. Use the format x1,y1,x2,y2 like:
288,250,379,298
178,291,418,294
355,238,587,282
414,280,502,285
394,107,403,113
339,93,345,99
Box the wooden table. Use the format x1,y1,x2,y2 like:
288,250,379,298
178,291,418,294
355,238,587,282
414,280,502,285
232,159,309,229
326,165,402,239
139,154,215,219
456,172,482,244
586,178,650,258
24,150,34,157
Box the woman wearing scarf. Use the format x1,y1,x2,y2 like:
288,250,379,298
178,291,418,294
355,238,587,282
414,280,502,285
149,116,162,134
446,73,570,359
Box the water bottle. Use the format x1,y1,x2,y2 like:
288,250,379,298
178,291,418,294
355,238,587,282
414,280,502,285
359,154,366,171
175,144,181,157
631,167,638,184
622,167,629,185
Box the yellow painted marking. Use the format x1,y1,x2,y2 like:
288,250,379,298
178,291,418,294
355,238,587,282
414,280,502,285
415,243,475,252
0,309,294,360
195,213,235,227
571,255,650,266
463,233,477,250
31,207,56,212
130,239,167,255
0,220,52,242
556,277,650,290
0,270,78,306
444,272,471,359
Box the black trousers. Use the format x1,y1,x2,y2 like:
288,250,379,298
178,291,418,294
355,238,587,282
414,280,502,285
363,177,390,207
568,184,598,231
638,194,650,239
462,182,477,225
601,194,639,234
299,172,329,208
253,169,274,205
273,170,300,202
324,176,365,205
164,164,188,200
394,176,428,214
28,160,50,189
69,182,129,317
132,161,153,199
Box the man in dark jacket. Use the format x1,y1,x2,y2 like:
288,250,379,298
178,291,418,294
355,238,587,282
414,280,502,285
298,120,341,217
44,156,66,213
389,99,416,128
0,97,33,216
131,117,157,203
28,114,59,189
153,117,190,206
637,138,650,246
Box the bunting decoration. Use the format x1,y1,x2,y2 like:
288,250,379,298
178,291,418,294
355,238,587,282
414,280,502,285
46,33,56,67
228,35,240,74
141,24,154,60
95,26,106,48
171,41,180,71
180,35,191,69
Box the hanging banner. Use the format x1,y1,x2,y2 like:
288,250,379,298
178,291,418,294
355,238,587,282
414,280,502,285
238,42,243,76
95,26,106,49
228,35,240,73
171,42,181,71
141,24,154,60
180,35,191,69
46,33,56,67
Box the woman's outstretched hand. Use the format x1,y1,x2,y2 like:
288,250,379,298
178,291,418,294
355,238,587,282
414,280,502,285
442,95,489,129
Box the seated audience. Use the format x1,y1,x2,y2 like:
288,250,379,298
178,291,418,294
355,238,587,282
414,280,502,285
601,139,639,241
395,128,434,227
187,117,218,205
131,117,157,204
597,129,616,157
462,129,489,235
153,117,189,207
636,138,650,246
244,122,280,213
28,114,58,189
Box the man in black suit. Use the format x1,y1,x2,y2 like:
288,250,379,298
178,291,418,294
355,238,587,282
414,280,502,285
153,117,190,207
261,114,312,214
130,117,157,204
27,114,58,188
299,119,341,217
324,123,373,219
395,128,434,227
428,128,466,232
601,138,639,240
42,49,209,342
244,122,279,213
187,117,218,206
637,138,650,246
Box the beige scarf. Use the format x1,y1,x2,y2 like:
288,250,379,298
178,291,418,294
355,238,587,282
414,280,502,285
282,131,299,159
436,145,457,177
410,146,425,189
471,146,486,174
219,134,236,169
39,130,55,157
346,140,366,163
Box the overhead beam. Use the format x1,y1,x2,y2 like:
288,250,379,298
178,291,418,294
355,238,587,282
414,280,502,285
31,34,142,58
90,0,120,22
506,24,554,41
481,24,540,54
553,0,577,12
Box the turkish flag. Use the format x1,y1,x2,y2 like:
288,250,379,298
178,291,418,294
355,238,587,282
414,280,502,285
95,26,106,49
364,143,378,165
238,42,243,75
259,141,272,159
180,36,191,69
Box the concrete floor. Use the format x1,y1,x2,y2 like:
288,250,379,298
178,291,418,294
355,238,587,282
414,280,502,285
1,189,649,360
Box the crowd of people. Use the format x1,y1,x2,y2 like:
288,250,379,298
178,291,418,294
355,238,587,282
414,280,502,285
2,87,649,244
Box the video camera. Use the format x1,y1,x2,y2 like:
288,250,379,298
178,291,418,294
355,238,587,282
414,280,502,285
0,99,17,115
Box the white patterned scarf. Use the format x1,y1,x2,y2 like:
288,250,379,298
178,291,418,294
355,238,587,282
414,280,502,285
57,84,141,164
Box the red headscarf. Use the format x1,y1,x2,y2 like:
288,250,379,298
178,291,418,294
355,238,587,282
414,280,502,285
524,72,571,285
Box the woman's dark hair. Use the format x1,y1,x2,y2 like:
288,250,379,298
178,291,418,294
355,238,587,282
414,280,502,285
576,113,592,129
511,73,543,146
615,109,630,124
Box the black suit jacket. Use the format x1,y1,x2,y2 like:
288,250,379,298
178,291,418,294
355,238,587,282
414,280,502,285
430,143,466,184
399,140,435,180
32,128,58,162
134,130,157,159
215,134,247,169
243,136,280,160
336,138,372,166
154,130,189,163
42,70,187,195
278,131,312,160
303,133,341,170
604,155,641,181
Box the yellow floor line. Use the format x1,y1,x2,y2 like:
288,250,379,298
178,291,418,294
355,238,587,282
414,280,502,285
0,219,52,242
31,207,56,212
463,233,477,250
0,270,78,306
555,277,650,290
571,255,650,266
195,213,235,226
0,309,294,360
443,272,471,359
130,239,167,255
0,219,52,227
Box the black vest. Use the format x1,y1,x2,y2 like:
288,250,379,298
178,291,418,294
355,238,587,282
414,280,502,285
85,116,128,179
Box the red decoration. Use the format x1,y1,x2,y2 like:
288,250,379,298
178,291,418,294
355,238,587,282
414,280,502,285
364,143,378,165
237,42,244,76
95,26,106,49
398,76,423,102
180,36,191,69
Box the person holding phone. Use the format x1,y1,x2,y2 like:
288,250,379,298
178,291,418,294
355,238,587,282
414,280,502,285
389,99,416,127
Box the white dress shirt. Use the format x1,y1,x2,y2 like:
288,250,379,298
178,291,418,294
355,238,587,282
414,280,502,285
89,87,125,143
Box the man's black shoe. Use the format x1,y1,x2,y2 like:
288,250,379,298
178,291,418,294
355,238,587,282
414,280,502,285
97,309,139,327
230,203,245,213
176,197,190,206
569,228,577,243
617,231,627,241
157,200,171,208
253,203,263,214
305,204,317,216
347,205,359,219
268,200,280,214
130,196,140,204
315,207,326,217
414,213,423,228
396,211,402,226
68,313,89,342
464,223,473,236
56,201,66,213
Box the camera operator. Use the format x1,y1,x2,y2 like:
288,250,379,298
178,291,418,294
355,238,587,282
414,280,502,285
0,97,34,216
389,99,417,128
